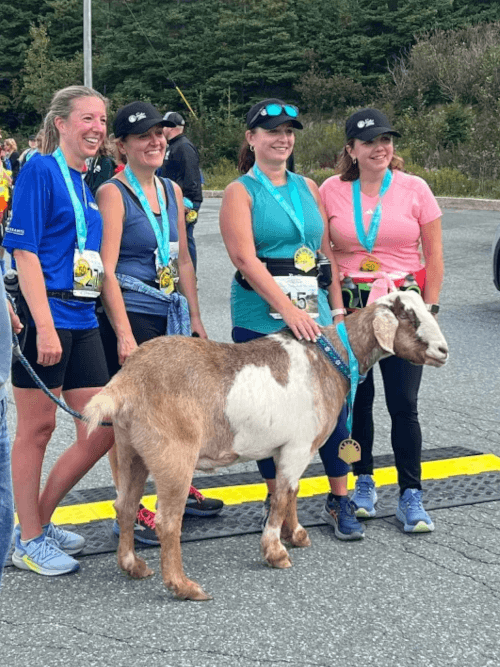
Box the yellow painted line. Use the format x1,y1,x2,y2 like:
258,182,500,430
23,454,500,527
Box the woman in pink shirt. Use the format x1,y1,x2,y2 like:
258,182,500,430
319,108,444,533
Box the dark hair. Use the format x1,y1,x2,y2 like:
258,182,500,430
337,138,404,181
237,130,256,174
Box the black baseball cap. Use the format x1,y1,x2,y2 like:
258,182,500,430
163,111,185,127
113,102,170,139
246,98,303,130
345,108,401,141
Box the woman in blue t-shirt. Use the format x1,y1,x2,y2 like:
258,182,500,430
219,99,365,541
97,102,223,545
2,86,114,576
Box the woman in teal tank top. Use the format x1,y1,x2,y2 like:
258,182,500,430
219,99,365,542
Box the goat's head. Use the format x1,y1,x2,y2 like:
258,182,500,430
372,291,448,367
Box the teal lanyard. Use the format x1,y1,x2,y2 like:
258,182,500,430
252,164,306,246
53,147,88,253
351,168,393,253
124,165,170,266
335,320,360,434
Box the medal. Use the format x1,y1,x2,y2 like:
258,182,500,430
294,246,316,273
185,209,198,224
360,255,381,272
338,438,361,464
74,257,91,282
157,265,174,294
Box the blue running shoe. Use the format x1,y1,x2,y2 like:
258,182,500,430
43,523,85,555
351,474,378,518
322,494,365,541
396,489,435,533
11,533,79,576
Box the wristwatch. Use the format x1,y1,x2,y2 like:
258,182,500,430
426,304,440,314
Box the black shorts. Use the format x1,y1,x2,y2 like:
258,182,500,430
98,310,167,378
11,327,110,390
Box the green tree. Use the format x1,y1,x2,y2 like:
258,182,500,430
20,23,83,116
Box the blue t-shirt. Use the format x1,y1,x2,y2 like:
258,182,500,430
110,178,179,317
2,154,103,329
231,171,332,333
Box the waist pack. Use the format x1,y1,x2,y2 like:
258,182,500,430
342,268,426,311
235,255,331,291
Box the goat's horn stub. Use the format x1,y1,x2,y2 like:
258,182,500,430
373,307,398,354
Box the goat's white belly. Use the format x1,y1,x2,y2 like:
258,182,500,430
224,341,319,461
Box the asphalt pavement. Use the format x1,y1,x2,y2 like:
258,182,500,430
1,199,499,667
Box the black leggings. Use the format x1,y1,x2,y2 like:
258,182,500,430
98,310,167,377
351,355,423,493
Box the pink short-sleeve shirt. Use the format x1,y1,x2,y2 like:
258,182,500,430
319,170,442,276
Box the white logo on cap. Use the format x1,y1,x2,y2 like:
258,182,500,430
128,112,147,123
357,118,375,129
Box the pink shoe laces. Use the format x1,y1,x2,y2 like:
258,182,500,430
136,506,156,529
188,485,205,502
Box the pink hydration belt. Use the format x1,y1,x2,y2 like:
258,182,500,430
346,267,426,306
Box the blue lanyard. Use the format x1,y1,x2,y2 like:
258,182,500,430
124,165,170,266
252,164,306,245
335,320,360,434
351,168,393,253
53,147,88,254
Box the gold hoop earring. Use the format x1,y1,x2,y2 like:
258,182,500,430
249,145,255,153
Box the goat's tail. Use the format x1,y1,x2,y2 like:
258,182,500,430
84,381,123,435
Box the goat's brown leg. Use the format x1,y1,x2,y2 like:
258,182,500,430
281,486,311,548
152,452,211,601
261,473,295,568
114,428,153,579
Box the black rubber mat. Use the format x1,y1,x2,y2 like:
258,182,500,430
56,445,479,507
7,446,498,565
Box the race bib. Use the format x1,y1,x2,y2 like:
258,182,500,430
269,275,319,320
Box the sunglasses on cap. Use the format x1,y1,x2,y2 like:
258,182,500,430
248,103,299,128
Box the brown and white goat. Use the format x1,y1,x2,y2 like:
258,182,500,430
84,291,448,600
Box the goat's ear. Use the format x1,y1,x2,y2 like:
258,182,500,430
373,306,398,354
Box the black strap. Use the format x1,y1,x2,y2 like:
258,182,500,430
235,257,319,292
46,290,98,302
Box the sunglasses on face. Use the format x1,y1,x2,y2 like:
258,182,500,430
248,103,299,128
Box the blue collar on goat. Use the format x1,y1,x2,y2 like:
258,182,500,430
315,333,366,383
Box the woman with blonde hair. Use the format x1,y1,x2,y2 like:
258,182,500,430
3,85,114,576
4,138,19,181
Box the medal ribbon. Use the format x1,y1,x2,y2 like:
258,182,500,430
252,164,306,246
352,168,393,253
335,320,360,434
124,165,170,266
53,147,88,254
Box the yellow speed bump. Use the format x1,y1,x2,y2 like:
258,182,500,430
39,454,500,527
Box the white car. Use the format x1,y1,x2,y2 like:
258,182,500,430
494,223,500,290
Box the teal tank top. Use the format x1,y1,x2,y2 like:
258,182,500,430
231,171,332,333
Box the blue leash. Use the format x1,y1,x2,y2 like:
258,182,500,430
7,295,112,427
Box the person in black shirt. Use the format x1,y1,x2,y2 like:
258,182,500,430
159,112,202,270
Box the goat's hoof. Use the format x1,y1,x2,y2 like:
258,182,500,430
264,545,292,569
120,556,154,579
170,578,212,601
289,527,311,548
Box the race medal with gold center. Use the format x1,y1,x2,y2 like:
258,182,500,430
294,246,316,273
360,254,381,272
158,265,174,295
185,209,198,224
74,257,92,284
338,438,361,464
